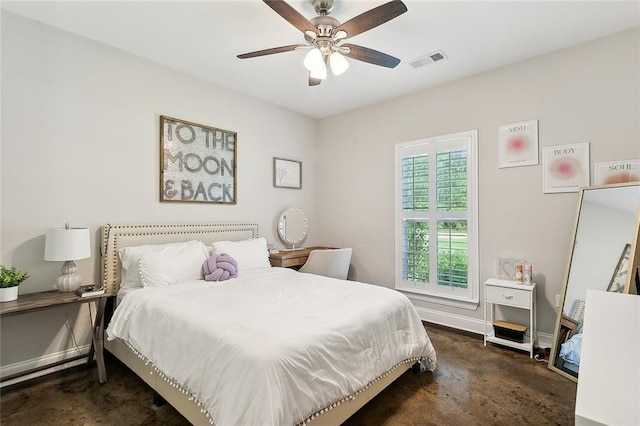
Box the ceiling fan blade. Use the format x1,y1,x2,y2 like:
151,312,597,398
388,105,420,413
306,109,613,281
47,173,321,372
263,0,317,34
309,73,323,86
237,44,305,59
334,0,407,40
342,43,401,68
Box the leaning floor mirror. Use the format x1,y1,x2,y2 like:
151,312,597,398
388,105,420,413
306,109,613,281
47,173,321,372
548,182,640,382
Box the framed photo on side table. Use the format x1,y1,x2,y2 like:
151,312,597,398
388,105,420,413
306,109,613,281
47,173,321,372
273,157,302,189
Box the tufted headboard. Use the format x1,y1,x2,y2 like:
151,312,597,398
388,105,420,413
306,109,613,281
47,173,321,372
101,223,259,295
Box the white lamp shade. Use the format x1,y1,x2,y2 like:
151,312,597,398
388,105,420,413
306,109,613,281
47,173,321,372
44,227,91,261
310,61,327,80
330,52,349,75
303,48,323,72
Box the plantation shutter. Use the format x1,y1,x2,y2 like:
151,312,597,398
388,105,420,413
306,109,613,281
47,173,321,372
395,131,478,306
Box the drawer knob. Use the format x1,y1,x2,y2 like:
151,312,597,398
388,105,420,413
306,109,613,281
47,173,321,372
502,294,514,299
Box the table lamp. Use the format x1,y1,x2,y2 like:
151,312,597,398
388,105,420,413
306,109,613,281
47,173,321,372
44,224,91,292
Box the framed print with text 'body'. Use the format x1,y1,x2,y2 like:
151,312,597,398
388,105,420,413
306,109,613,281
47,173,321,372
542,143,589,193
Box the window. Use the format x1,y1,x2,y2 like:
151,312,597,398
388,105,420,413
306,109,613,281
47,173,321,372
395,130,478,309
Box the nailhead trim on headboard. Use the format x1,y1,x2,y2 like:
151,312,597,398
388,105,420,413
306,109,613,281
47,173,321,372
101,223,259,295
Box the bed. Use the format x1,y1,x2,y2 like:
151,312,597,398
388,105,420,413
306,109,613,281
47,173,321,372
101,223,436,425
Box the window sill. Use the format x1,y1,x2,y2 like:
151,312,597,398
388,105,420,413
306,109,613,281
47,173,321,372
397,288,479,311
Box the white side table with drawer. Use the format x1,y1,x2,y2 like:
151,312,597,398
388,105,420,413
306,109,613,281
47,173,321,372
484,278,536,358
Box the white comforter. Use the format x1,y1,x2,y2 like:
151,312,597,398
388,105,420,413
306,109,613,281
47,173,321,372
106,267,436,425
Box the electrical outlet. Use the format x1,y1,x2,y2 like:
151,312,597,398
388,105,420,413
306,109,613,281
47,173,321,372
555,294,561,308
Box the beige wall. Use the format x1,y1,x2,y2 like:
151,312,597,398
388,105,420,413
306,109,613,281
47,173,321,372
1,12,317,370
315,27,640,336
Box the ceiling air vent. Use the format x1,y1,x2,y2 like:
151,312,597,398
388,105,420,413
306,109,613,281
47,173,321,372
409,50,448,69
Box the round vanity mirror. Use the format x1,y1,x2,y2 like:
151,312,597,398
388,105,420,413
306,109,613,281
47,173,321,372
277,208,308,249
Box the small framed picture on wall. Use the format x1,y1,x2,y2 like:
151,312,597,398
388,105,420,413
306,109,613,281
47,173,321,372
498,119,539,168
273,157,302,189
542,143,590,193
594,159,640,185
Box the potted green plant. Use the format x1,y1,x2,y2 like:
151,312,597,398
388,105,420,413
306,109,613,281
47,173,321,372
0,265,29,302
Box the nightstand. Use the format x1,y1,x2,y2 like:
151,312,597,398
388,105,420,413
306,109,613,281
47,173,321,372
0,290,109,384
483,278,536,358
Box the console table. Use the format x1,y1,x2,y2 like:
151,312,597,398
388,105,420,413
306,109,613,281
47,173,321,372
269,246,333,268
0,290,109,384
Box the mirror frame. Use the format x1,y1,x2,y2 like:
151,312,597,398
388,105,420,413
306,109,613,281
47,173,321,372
548,182,640,382
277,208,308,248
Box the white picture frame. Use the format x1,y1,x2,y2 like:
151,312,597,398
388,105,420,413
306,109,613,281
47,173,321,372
594,159,640,185
498,119,539,168
542,143,590,193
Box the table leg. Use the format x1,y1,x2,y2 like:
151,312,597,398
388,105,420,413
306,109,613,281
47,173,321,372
88,297,108,383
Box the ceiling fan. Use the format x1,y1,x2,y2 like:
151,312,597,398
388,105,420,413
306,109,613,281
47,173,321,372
237,0,408,86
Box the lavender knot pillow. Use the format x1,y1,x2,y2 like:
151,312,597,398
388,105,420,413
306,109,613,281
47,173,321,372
202,253,238,282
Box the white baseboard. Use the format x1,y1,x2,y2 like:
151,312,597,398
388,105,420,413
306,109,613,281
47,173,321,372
0,344,90,388
536,331,554,350
414,305,553,350
414,305,486,334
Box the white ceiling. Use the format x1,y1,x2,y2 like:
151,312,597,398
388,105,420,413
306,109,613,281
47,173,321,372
2,1,639,119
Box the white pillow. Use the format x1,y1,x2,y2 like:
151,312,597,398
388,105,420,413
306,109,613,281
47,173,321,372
211,237,270,271
118,241,208,289
139,240,209,287
118,246,146,289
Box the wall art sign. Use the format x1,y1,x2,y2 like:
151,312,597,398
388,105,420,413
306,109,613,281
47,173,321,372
542,143,590,193
594,159,640,186
498,119,538,168
273,157,302,189
160,115,236,204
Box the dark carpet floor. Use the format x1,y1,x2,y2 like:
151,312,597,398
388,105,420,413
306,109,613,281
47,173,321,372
1,323,576,425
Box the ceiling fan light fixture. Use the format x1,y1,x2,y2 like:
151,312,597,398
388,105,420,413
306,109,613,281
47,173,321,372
310,61,327,80
304,48,323,72
329,51,349,75
238,0,408,85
